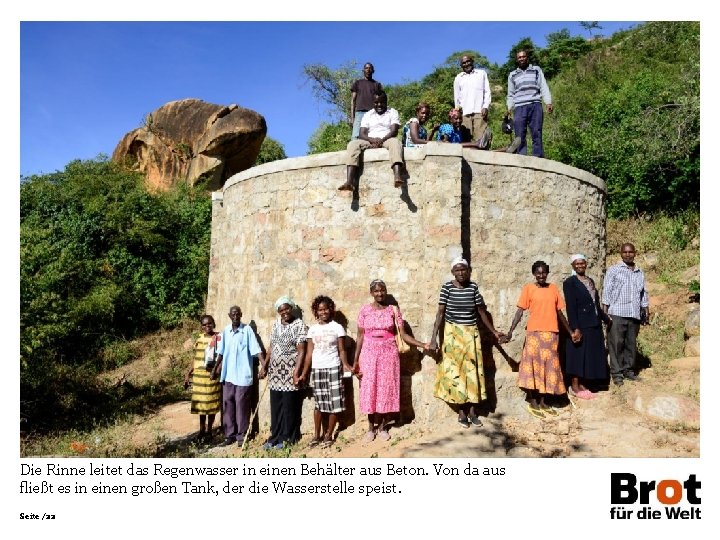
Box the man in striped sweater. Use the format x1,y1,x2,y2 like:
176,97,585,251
506,50,553,157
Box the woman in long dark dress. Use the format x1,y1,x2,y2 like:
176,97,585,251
562,254,611,399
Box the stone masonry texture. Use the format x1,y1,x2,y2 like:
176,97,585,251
207,142,606,428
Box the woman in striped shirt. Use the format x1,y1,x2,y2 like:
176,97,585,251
429,257,506,428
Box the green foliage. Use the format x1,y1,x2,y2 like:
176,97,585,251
255,136,287,165
302,61,361,123
537,29,592,79
21,158,211,429
545,21,699,217
307,121,352,154
579,21,603,37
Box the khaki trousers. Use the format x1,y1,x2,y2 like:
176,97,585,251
462,113,488,141
346,138,403,167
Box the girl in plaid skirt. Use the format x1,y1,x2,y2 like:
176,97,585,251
303,296,353,448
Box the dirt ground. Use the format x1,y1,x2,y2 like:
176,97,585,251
139,363,698,459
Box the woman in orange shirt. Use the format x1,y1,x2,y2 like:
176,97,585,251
506,261,578,418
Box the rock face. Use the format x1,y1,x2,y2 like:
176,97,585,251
684,303,700,356
112,99,266,190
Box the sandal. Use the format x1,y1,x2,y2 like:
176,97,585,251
541,406,559,417
377,430,391,442
527,404,545,419
363,430,376,443
575,389,596,400
468,415,483,427
307,438,322,448
319,439,333,449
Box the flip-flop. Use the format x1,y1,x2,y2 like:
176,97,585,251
319,440,333,449
307,438,322,448
527,404,545,419
541,406,559,416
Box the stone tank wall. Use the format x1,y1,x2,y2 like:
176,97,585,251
206,142,606,430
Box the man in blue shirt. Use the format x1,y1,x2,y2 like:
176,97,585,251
211,305,265,446
602,243,650,386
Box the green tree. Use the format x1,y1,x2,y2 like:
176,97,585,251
537,29,592,79
307,121,352,154
21,157,212,428
255,136,287,165
302,61,361,123
580,21,603,38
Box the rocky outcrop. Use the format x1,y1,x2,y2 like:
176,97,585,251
112,99,266,190
684,303,700,356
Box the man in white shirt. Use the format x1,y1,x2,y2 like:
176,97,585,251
339,90,404,191
454,55,491,142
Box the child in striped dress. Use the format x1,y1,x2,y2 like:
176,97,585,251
184,315,222,442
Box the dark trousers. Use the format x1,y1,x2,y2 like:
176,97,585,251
222,382,251,441
268,389,303,445
513,101,545,157
607,315,640,378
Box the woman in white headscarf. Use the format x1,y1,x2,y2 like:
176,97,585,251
259,296,308,449
429,257,506,428
562,254,611,399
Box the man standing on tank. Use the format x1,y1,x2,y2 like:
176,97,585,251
454,55,491,142
351,63,383,140
506,49,553,157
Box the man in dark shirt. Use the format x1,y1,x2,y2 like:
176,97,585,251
351,63,383,140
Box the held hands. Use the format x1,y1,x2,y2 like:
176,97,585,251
259,365,267,379
352,363,363,380
571,329,583,344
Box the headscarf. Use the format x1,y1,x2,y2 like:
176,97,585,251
570,254,587,276
451,256,469,270
274,296,296,311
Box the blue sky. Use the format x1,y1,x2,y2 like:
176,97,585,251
20,21,640,176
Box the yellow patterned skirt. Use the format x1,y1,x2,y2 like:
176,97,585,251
433,322,486,404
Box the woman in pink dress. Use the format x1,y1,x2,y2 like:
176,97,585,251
353,280,429,442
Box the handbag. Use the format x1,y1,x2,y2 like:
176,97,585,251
501,114,513,134
392,305,411,354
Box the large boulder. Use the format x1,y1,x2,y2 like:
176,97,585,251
112,99,266,190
